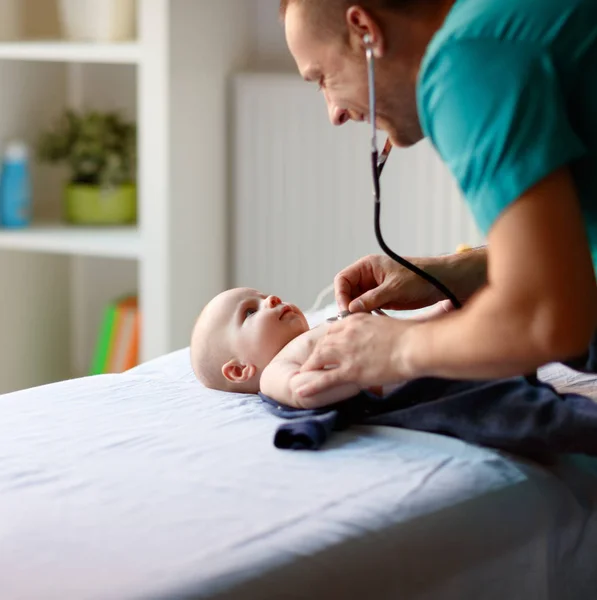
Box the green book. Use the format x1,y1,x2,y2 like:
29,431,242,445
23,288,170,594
90,302,118,376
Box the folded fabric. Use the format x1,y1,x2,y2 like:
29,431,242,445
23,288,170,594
259,335,597,462
272,412,339,450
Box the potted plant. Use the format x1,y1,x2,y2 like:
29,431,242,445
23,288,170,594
37,110,137,225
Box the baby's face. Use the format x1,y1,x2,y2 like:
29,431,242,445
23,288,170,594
216,288,309,369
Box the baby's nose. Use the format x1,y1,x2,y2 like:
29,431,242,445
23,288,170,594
266,295,282,308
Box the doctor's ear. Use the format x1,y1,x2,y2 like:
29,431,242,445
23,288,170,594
346,6,384,57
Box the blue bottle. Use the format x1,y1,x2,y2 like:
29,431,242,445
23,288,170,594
0,141,32,228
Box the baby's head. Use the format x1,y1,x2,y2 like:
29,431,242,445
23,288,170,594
191,287,309,394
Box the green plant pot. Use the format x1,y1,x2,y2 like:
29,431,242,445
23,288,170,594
65,184,137,225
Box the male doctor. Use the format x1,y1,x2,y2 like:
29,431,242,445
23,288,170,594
278,0,597,400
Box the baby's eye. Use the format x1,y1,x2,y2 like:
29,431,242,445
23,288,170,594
245,307,257,318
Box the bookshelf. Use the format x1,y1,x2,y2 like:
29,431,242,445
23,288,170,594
0,0,255,393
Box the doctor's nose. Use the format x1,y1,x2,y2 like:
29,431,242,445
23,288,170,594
329,104,349,127
265,295,282,308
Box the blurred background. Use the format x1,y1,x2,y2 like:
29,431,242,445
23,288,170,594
0,0,482,394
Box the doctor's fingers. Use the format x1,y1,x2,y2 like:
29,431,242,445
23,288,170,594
300,332,349,373
347,285,396,313
296,367,351,399
334,272,361,312
300,345,341,373
334,255,385,311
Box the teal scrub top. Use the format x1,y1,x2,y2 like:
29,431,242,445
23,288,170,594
417,0,597,270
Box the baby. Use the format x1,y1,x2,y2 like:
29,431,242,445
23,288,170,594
190,287,367,409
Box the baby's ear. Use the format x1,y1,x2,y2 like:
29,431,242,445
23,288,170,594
222,360,257,384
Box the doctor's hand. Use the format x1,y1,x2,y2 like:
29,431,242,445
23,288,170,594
335,251,487,314
296,314,416,400
335,254,443,313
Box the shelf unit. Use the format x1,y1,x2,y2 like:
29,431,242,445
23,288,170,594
0,223,140,259
0,0,255,393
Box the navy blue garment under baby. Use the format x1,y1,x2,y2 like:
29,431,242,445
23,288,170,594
258,333,597,462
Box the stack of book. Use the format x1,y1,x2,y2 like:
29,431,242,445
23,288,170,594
90,295,140,375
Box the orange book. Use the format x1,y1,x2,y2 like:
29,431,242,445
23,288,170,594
122,309,140,371
108,296,138,373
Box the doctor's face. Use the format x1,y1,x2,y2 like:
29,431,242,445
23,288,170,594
284,3,424,147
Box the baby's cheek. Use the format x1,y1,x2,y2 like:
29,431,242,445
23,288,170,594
261,328,291,361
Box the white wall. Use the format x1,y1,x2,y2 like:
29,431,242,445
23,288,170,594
166,0,255,351
253,0,295,69
232,75,483,310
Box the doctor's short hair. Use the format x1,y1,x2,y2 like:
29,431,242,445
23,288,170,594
279,0,430,29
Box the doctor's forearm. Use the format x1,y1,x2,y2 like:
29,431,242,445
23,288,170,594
401,286,592,380
423,246,487,305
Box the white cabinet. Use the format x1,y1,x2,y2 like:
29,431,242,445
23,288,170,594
0,0,255,392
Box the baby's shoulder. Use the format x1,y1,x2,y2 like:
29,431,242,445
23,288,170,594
273,323,329,362
298,322,329,345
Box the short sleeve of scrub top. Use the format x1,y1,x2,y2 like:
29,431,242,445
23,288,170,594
417,38,587,235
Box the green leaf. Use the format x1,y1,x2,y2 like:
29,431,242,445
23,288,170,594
36,109,137,187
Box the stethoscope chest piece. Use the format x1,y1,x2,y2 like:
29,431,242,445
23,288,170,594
326,310,353,323
326,309,387,323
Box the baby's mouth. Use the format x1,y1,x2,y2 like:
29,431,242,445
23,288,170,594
279,306,293,320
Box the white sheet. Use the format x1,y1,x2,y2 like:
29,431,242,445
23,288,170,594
1,347,597,600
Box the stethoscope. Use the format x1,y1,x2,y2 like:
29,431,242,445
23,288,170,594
326,34,461,324
363,34,462,311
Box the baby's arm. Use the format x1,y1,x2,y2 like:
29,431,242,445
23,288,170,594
260,324,361,409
